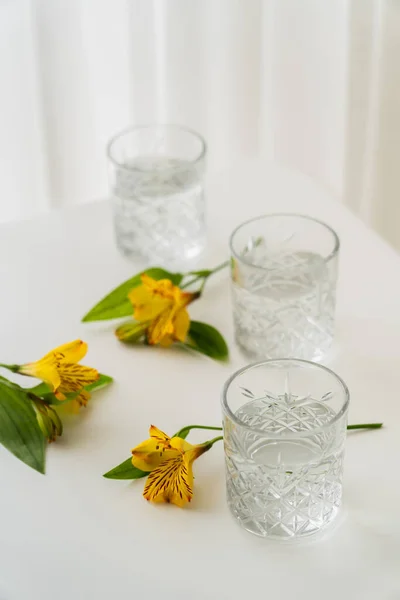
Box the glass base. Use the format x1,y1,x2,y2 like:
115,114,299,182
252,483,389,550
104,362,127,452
229,503,341,540
235,333,333,363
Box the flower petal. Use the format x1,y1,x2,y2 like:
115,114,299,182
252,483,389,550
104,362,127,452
128,284,153,307
135,297,170,322
19,362,61,392
169,436,195,453
58,399,81,415
132,447,179,472
131,427,174,471
149,425,170,441
141,275,175,298
46,340,88,364
128,285,170,322
143,453,194,507
172,308,190,342
170,437,211,463
74,389,91,408
178,289,199,308
58,363,99,393
158,334,174,347
147,308,175,345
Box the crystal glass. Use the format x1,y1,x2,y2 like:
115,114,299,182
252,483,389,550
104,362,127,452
107,125,206,265
230,214,339,361
222,359,349,539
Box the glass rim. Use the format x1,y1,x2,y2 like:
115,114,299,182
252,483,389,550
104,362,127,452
221,358,350,439
229,213,340,270
106,123,207,172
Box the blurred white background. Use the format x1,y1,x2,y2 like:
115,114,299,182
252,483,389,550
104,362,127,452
1,0,400,249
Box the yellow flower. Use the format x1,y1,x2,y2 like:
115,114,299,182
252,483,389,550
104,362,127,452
18,340,99,411
116,274,198,346
131,425,211,507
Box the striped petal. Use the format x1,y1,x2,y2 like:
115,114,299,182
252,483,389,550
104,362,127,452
58,363,99,394
74,389,91,408
143,452,194,507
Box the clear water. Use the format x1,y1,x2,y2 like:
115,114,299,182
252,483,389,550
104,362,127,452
225,397,344,539
232,249,336,361
112,156,205,265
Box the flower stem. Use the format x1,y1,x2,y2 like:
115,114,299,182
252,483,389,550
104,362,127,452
181,260,229,290
176,422,382,440
206,435,223,447
208,260,230,276
0,363,19,373
174,424,223,438
347,423,383,430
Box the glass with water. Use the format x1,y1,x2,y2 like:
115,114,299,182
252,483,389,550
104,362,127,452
107,125,206,266
222,359,349,539
230,214,339,361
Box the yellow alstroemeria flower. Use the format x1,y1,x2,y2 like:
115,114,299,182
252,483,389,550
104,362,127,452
131,425,213,507
117,275,199,346
18,340,99,411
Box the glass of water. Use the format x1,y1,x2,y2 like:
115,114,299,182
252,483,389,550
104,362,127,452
230,214,339,361
222,359,349,539
107,125,206,265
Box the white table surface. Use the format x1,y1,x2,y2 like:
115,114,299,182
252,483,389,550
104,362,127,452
0,162,399,600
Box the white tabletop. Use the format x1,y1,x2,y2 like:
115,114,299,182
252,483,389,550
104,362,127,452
0,162,399,600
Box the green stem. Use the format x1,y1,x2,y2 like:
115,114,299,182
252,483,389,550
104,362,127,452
174,424,223,438
176,422,382,440
181,260,229,290
347,423,383,430
0,363,19,373
208,260,230,276
206,435,223,447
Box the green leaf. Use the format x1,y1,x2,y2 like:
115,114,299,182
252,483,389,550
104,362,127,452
82,268,183,322
0,381,46,474
27,373,113,405
103,457,148,480
184,320,229,361
85,373,114,392
0,374,23,390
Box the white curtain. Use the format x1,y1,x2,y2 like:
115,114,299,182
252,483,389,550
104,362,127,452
1,0,400,249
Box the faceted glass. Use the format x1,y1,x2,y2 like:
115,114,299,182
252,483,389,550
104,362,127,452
230,214,339,361
222,359,349,539
107,125,206,266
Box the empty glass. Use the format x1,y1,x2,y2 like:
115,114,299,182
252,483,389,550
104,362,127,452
230,214,339,361
107,125,206,266
222,359,349,539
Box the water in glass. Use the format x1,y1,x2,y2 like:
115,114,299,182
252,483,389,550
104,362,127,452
232,246,336,361
225,393,345,539
112,156,205,265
